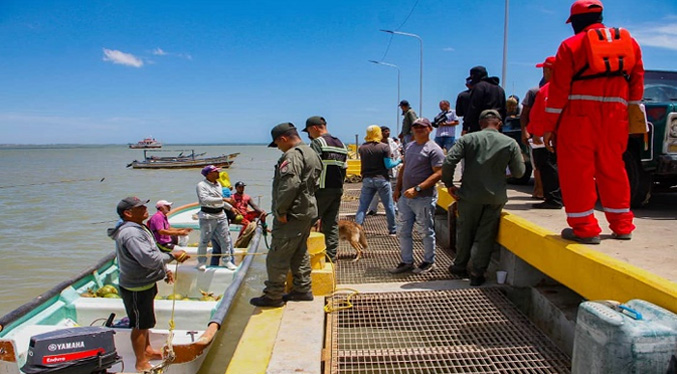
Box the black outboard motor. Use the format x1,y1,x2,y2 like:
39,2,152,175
21,326,120,374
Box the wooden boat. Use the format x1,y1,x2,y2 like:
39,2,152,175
128,151,240,169
0,206,262,374
128,137,162,149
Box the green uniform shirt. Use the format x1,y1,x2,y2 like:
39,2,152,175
441,128,525,205
401,109,418,137
272,143,323,228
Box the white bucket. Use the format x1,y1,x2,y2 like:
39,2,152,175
496,270,507,284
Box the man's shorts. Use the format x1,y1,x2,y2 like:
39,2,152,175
120,284,158,330
434,136,456,151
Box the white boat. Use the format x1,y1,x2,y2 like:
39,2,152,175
129,137,162,149
0,205,261,374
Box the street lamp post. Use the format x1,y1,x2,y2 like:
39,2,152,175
369,60,401,136
380,29,423,116
502,0,509,89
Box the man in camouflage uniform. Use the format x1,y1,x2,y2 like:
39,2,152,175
303,115,348,261
250,122,323,307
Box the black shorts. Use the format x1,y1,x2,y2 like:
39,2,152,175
120,284,158,330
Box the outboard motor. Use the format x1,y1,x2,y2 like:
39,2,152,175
21,326,120,374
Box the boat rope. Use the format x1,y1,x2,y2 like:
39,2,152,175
322,254,359,314
0,177,105,189
144,261,180,374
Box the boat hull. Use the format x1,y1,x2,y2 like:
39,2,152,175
0,216,262,374
130,153,239,169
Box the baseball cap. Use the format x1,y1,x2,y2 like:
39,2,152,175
234,181,246,187
303,116,326,132
566,0,603,23
467,66,488,81
536,56,556,68
117,196,150,217
268,122,296,147
412,117,432,128
155,200,173,209
201,165,221,176
398,100,410,107
479,109,502,121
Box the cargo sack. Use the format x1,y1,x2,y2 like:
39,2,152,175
573,27,636,81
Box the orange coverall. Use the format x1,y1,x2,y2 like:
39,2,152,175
544,22,644,238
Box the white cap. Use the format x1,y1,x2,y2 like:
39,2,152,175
156,200,173,209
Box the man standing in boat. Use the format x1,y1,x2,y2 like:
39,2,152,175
303,116,348,261
108,196,189,372
196,165,239,271
250,122,322,307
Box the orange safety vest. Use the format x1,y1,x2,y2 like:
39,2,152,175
574,27,636,81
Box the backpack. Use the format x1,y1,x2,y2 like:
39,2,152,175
573,27,636,81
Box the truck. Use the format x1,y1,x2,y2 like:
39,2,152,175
627,70,677,207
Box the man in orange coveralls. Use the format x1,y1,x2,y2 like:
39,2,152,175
543,0,644,244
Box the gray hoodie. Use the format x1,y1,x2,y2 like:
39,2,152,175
107,221,173,289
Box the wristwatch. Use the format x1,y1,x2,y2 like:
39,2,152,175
414,185,422,193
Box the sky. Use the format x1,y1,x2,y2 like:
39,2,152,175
1,0,676,145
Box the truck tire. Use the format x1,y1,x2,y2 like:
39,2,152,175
623,147,652,208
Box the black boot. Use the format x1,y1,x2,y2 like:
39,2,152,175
250,296,285,307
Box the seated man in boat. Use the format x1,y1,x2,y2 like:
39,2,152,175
148,199,192,251
231,181,266,236
108,196,189,372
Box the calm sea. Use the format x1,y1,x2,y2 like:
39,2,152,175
0,144,281,372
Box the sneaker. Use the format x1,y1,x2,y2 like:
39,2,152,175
449,264,469,278
282,291,314,302
196,264,207,272
532,201,563,209
561,228,601,245
413,262,436,274
388,230,397,236
249,296,285,308
224,261,237,270
388,262,414,274
611,232,632,240
367,210,377,216
469,273,486,286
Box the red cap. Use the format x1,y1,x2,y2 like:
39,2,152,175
566,0,603,23
536,56,556,68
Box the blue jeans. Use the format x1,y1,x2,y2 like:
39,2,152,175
198,217,233,266
355,177,397,233
434,136,456,151
397,195,437,264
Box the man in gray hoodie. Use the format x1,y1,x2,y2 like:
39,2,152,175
108,196,188,372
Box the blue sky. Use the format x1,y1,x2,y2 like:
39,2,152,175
1,0,676,144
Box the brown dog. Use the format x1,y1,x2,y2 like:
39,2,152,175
338,220,368,261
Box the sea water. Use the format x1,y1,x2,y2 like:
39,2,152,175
0,144,281,372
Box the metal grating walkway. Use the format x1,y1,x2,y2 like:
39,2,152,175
336,186,457,284
327,289,571,373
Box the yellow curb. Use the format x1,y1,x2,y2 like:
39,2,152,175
437,186,677,314
225,307,285,374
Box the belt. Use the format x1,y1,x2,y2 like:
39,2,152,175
200,206,224,214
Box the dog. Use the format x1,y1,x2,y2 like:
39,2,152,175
338,220,368,262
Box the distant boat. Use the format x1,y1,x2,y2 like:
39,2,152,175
128,137,162,149
128,150,240,169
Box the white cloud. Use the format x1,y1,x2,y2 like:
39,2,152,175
151,47,192,60
443,47,455,52
632,21,677,51
102,48,144,67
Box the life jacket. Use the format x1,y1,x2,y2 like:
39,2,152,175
573,27,636,81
